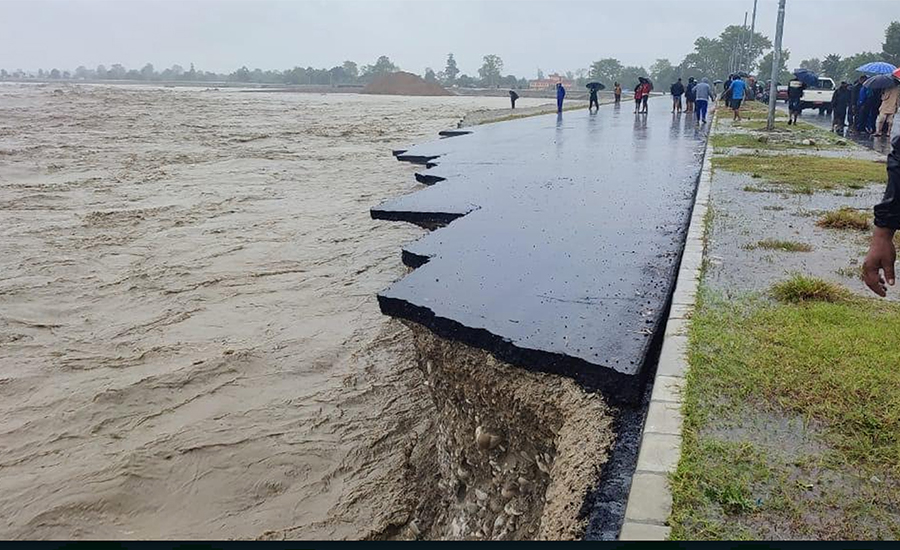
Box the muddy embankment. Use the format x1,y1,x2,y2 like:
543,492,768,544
372,324,614,541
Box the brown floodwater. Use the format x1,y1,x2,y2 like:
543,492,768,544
0,82,574,539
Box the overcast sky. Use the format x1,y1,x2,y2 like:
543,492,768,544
0,0,895,77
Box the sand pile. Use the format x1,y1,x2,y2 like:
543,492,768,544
363,72,453,97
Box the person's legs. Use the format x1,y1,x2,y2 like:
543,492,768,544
557,98,563,113
677,97,682,113
642,96,649,113
875,113,888,136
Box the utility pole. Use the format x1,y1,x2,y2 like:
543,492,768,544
748,0,759,70
767,0,786,131
741,11,748,71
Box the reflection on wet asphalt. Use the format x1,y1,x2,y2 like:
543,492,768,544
373,98,709,401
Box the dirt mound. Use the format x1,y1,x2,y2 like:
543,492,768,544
363,72,453,97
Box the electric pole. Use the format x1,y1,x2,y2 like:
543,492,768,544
748,0,758,70
767,0,786,131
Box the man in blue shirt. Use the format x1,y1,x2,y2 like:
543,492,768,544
725,77,746,121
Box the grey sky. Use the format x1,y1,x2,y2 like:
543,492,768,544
0,0,895,77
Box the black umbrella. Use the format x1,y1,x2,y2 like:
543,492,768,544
735,71,750,78
586,82,606,91
863,74,898,90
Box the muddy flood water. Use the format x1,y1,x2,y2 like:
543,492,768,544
0,83,612,540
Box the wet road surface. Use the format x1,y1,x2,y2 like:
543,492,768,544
372,100,709,402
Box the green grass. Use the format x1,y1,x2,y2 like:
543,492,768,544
745,239,813,252
816,208,871,231
670,288,900,540
771,274,850,303
713,154,885,193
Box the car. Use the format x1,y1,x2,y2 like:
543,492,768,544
777,85,788,101
801,77,835,115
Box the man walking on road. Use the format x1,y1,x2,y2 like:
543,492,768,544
671,78,685,114
693,77,711,124
556,82,566,114
685,77,696,113
863,133,900,296
724,77,746,121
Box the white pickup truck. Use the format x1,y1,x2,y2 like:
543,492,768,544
801,77,835,114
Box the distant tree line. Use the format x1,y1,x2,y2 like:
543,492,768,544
585,20,899,90
0,53,532,89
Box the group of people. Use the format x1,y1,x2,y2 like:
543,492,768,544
830,75,898,137
668,77,712,123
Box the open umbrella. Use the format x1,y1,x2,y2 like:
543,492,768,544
713,79,723,85
894,67,900,80
793,68,818,87
857,61,897,75
863,74,898,90
735,71,750,78
586,82,606,91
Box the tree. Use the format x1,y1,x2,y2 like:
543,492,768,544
536,68,544,80
363,55,398,79
821,54,842,78
650,58,680,87
95,64,107,79
49,68,61,79
883,21,900,66
0,69,7,80
758,49,791,84
140,63,155,80
799,57,822,74
74,65,90,79
457,74,476,87
681,26,772,78
589,58,622,84
232,66,251,82
443,53,459,85
109,64,126,79
342,60,358,81
619,66,648,87
424,67,437,83
478,54,503,88
840,51,883,82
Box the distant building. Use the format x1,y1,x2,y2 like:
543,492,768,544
529,73,575,90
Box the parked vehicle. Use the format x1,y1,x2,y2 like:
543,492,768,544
801,77,835,115
777,85,788,101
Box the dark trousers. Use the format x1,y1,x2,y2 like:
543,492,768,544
590,97,599,110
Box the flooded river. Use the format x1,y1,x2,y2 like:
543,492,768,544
0,83,578,539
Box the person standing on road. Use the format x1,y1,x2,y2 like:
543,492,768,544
831,81,851,131
634,79,644,113
640,79,652,113
509,90,519,109
685,77,696,113
556,82,566,114
787,77,805,125
725,77,746,121
670,78,685,114
614,82,622,104
693,77,711,124
874,84,899,138
722,75,734,109
863,133,900,296
589,86,600,112
849,74,866,128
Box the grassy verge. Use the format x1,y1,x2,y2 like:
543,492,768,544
745,239,813,253
712,154,885,193
670,284,900,540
